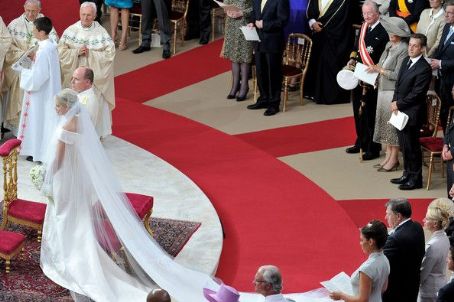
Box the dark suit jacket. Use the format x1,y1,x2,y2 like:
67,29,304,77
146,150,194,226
432,24,454,86
250,0,289,53
389,0,427,26
383,219,426,302
352,22,389,65
444,121,454,153
393,56,432,127
437,279,454,302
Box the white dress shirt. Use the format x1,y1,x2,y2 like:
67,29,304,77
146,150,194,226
265,293,287,302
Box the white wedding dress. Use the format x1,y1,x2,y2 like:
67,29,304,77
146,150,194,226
39,103,330,302
40,127,150,301
40,103,220,302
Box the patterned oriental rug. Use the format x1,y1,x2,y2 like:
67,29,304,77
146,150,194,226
0,215,201,301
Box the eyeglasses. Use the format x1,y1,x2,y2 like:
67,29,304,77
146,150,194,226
362,12,377,17
252,279,268,284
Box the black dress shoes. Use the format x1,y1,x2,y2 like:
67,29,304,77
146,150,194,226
227,94,237,99
264,107,279,116
345,146,360,154
199,36,209,44
162,49,171,59
236,88,249,102
247,102,268,110
362,152,380,161
26,156,33,162
132,45,151,54
390,175,409,185
399,180,423,190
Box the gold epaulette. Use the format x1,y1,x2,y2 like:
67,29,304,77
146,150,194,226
350,51,358,60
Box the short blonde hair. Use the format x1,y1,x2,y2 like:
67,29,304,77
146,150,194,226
427,198,454,229
55,88,78,108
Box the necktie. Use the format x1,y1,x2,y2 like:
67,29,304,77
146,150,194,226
406,59,412,71
445,26,454,45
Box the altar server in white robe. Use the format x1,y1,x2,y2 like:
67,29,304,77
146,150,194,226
58,2,116,116
2,0,58,129
17,16,60,162
71,67,111,138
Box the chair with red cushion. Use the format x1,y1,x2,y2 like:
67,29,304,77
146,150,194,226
0,230,26,273
93,192,154,237
419,93,443,190
170,0,190,55
0,139,46,241
125,192,154,236
281,34,312,112
94,193,153,257
252,33,313,112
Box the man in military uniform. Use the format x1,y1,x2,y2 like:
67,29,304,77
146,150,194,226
345,0,389,160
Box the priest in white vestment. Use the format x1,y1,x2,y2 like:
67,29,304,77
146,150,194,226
58,2,116,116
71,67,112,138
0,17,12,120
2,0,58,130
17,16,60,162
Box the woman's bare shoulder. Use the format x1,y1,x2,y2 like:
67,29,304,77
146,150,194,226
63,117,77,133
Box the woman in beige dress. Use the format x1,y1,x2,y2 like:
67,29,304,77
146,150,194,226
368,17,410,171
416,0,445,57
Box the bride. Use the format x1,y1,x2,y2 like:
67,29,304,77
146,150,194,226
40,88,219,302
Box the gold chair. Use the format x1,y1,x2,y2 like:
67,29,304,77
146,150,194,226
0,230,26,273
419,92,443,190
125,192,154,236
211,5,226,41
129,2,143,47
281,33,312,112
251,33,313,112
0,139,46,241
170,0,190,55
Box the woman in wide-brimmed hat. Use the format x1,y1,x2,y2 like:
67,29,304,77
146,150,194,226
367,16,411,172
203,284,241,302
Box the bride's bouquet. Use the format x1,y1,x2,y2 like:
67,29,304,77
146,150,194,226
30,164,53,202
30,164,45,191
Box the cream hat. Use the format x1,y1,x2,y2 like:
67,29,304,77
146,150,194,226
380,16,411,38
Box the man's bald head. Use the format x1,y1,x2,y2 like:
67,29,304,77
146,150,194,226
146,289,171,302
71,67,93,93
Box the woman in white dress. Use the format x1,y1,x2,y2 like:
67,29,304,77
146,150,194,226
39,89,343,302
330,220,390,302
418,198,453,302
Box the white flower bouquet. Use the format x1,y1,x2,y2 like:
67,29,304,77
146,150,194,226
30,164,45,191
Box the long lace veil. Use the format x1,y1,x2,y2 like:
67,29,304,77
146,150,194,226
42,102,221,301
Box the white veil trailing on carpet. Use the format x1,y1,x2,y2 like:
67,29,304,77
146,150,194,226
40,95,220,301
39,92,329,302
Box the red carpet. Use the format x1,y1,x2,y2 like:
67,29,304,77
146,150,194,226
112,98,365,292
338,198,432,227
236,117,356,157
0,0,79,34
114,39,230,102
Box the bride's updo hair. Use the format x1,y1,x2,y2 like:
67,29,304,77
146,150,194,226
55,88,78,108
